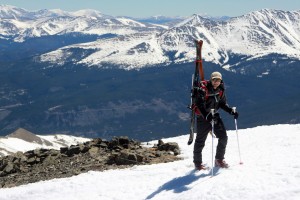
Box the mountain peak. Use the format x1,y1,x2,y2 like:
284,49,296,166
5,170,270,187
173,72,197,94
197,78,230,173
0,4,29,19
174,14,206,27
0,129,91,156
0,4,19,10
71,9,103,18
7,128,45,144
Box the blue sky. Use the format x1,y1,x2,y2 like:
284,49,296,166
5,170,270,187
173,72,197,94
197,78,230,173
1,0,299,17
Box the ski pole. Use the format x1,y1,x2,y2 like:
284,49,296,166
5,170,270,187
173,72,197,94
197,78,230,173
210,109,215,176
232,107,243,165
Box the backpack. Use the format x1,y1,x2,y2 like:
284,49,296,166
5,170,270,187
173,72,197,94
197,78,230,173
199,80,224,101
193,80,225,116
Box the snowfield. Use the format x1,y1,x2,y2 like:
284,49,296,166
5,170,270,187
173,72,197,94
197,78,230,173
0,124,300,200
0,130,91,156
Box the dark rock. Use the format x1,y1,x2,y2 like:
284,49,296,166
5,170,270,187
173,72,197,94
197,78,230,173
3,162,16,174
88,147,99,158
42,155,59,166
27,157,37,165
158,139,164,146
60,147,68,155
89,138,103,147
79,144,89,153
66,145,81,157
114,151,137,165
157,142,180,155
99,142,108,148
0,137,180,188
118,136,129,146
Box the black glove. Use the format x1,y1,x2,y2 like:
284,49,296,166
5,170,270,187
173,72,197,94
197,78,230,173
205,112,219,122
230,109,239,119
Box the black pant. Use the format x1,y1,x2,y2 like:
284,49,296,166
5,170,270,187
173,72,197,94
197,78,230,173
193,116,228,166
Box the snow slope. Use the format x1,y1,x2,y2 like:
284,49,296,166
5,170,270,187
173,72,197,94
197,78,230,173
0,124,299,200
0,128,90,156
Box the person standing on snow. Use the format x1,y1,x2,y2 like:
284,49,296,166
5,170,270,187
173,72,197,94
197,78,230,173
193,71,239,170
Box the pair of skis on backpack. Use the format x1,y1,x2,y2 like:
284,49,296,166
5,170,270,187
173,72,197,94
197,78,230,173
187,40,221,145
188,40,204,145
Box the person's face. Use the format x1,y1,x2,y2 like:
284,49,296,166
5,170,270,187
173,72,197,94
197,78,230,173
211,78,221,89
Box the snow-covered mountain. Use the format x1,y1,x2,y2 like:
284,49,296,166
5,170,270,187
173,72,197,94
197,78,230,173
130,15,187,27
0,5,165,42
0,128,90,156
0,124,299,199
39,9,300,70
1,5,300,71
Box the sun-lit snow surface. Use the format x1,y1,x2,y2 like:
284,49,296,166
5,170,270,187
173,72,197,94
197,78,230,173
0,124,299,200
41,32,169,69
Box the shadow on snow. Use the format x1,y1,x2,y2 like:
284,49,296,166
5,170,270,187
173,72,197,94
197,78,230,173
146,168,221,199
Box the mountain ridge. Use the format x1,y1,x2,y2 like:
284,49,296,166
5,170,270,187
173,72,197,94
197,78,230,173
1,5,300,72
36,9,300,72
0,127,90,156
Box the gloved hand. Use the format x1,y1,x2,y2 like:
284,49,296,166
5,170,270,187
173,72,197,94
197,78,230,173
230,109,239,119
205,112,219,122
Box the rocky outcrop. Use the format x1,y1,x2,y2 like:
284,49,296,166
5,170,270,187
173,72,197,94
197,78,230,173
0,136,180,188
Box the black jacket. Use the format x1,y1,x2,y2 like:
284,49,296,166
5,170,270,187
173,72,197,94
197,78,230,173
196,80,232,118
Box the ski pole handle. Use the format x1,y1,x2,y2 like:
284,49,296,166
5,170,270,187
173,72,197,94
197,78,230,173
232,107,237,113
211,109,215,116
